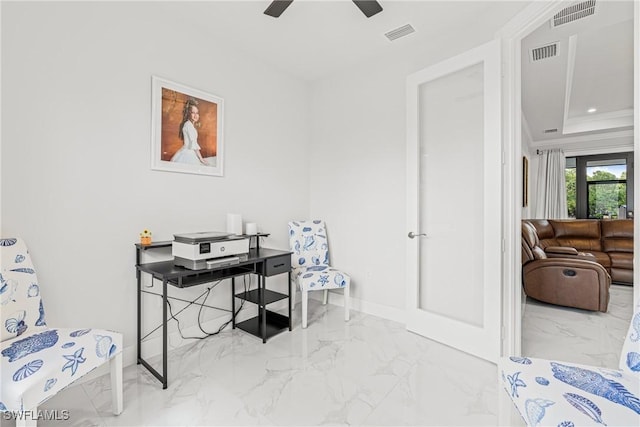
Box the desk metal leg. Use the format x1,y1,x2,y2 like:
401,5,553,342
137,270,141,364
137,273,169,389
162,278,168,389
261,275,266,343
288,271,292,331
231,277,236,329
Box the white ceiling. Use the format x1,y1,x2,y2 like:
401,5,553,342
163,0,530,81
521,0,635,154
147,0,636,155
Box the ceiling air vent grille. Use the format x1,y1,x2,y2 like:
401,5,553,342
544,128,558,134
530,42,558,62
551,0,596,27
385,24,415,42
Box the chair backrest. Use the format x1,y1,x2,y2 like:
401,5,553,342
0,238,46,343
619,301,640,376
521,221,547,264
288,220,330,269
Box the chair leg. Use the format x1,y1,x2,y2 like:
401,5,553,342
344,284,350,321
302,290,308,329
16,408,37,427
110,352,123,415
323,289,328,305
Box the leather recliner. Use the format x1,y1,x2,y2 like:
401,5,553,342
526,219,633,285
522,221,611,312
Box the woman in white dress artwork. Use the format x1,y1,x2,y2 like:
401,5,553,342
171,98,210,166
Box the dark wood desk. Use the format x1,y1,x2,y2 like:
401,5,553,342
135,242,292,388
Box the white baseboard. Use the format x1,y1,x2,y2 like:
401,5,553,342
305,288,406,324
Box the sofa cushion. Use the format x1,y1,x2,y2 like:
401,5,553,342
601,219,633,239
609,252,633,270
551,220,603,251
528,220,557,241
611,268,634,285
522,222,546,261
551,220,602,238
581,251,611,268
603,238,634,253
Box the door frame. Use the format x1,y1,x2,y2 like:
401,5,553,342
498,0,640,357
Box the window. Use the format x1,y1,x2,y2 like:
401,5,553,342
566,157,576,218
586,159,627,219
565,152,634,219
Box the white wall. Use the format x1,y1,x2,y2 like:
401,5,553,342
308,24,505,321
1,2,310,362
1,1,533,363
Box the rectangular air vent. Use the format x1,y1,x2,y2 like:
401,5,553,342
385,24,415,42
544,128,558,134
530,42,558,62
551,0,596,27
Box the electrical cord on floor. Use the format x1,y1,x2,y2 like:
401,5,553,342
195,274,250,337
141,281,222,341
141,275,250,341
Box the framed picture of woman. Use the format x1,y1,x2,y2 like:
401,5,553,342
151,76,224,176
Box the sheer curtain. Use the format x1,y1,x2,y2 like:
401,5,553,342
534,149,568,219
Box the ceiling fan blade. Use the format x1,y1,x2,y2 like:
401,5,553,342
264,0,294,18
352,1,383,18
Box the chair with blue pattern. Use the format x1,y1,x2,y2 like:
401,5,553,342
499,301,640,426
288,221,350,328
0,237,123,426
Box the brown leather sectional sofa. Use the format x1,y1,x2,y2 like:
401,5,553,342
522,221,609,312
525,219,634,285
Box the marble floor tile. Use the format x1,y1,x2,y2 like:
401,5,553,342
1,286,633,427
522,284,634,368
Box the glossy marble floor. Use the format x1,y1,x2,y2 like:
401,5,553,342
1,285,633,426
522,284,634,368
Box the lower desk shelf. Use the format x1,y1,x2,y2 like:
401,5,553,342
235,288,288,305
235,310,289,340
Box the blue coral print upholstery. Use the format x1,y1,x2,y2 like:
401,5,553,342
499,302,640,426
0,238,122,413
288,221,350,292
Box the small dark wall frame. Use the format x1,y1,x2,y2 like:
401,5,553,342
523,156,529,207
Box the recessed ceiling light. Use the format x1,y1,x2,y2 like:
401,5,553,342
587,108,597,113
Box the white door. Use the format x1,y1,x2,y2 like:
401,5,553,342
406,40,502,363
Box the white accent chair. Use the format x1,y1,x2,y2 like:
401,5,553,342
0,238,123,427
288,220,350,328
499,302,640,426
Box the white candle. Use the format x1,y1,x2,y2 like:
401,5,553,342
245,223,258,235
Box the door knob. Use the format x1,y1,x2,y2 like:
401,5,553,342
408,231,427,239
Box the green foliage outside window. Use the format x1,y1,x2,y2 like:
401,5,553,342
566,168,626,219
587,170,626,219
566,168,576,218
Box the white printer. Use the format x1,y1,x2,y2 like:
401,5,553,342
172,231,249,270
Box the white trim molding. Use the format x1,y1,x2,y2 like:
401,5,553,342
532,129,634,156
498,0,640,358
496,0,569,358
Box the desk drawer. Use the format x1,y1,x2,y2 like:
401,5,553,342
264,255,291,277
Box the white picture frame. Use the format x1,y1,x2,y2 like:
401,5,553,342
151,76,224,177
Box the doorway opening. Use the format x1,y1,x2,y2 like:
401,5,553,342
500,0,639,359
